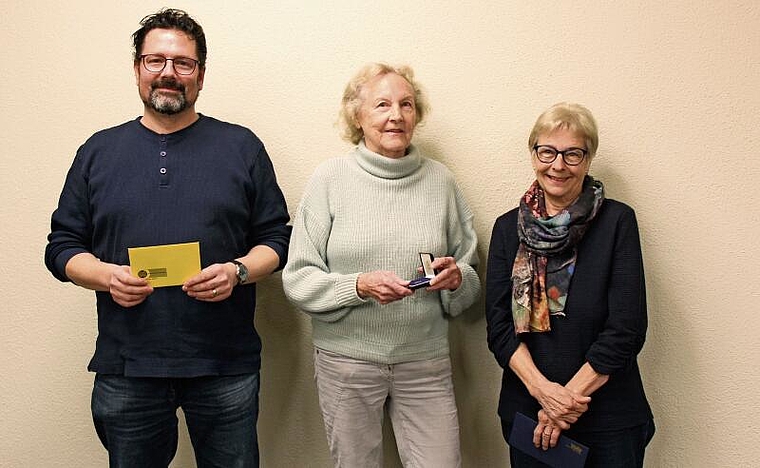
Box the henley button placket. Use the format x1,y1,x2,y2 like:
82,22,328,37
159,137,169,187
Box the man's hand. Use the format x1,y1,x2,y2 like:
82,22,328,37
183,262,237,302
109,265,153,307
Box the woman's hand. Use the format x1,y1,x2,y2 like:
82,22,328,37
533,381,590,426
508,343,591,430
357,271,414,304
533,409,563,450
183,262,237,302
426,256,462,291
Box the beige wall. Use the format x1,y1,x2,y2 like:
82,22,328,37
2,0,758,466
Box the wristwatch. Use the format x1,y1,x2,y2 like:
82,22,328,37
231,259,249,285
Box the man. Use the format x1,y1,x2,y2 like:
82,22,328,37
44,9,291,467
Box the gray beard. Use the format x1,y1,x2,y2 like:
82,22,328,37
148,90,187,115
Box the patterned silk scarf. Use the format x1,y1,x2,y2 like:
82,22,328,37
511,176,605,333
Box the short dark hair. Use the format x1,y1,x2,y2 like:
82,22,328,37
132,8,207,68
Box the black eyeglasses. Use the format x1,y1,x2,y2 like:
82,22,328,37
533,145,588,166
140,54,199,75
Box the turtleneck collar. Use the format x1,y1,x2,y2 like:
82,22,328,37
354,140,422,180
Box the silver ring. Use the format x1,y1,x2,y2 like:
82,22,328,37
212,288,218,297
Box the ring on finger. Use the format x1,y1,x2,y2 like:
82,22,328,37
212,288,218,297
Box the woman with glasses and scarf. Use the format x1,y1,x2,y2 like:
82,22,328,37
486,102,655,467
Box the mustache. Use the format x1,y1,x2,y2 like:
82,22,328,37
151,79,185,92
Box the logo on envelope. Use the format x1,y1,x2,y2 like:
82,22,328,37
128,241,201,288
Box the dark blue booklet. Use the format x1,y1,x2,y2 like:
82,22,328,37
508,412,589,468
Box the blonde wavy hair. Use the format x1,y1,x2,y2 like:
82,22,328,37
339,63,430,144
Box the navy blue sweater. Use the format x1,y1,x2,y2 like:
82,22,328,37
486,199,653,432
45,115,291,377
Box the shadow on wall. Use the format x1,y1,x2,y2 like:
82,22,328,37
591,161,692,465
255,272,334,466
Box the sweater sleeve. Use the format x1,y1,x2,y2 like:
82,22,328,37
439,184,481,317
282,173,366,322
44,146,92,282
247,145,292,270
585,207,648,375
485,211,522,369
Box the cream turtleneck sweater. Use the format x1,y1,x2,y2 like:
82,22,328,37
283,141,480,364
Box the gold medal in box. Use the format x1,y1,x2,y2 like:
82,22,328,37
127,241,201,287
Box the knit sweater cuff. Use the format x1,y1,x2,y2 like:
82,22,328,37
440,264,481,317
335,272,366,307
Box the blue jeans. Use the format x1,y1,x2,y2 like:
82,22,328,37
505,418,655,468
92,373,260,468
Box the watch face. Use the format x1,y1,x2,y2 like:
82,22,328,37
235,261,249,284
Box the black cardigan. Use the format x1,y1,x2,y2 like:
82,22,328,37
486,199,653,432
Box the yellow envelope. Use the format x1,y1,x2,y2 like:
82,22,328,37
128,241,201,288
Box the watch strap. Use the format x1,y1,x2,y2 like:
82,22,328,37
231,259,248,285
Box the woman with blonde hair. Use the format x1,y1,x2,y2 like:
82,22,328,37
486,102,655,467
283,63,480,467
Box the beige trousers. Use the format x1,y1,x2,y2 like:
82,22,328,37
313,348,462,468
